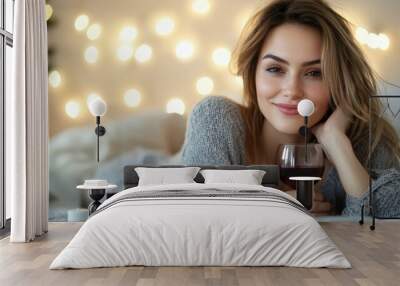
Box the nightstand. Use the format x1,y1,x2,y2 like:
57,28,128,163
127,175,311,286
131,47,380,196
289,176,321,210
77,180,117,215
106,188,120,199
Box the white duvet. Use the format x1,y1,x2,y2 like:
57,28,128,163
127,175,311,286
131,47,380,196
50,183,351,269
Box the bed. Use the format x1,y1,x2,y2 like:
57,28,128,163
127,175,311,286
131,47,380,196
50,165,351,269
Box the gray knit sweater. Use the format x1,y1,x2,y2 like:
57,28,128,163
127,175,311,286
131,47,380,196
181,96,400,217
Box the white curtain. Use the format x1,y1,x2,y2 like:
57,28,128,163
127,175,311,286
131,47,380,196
6,0,49,242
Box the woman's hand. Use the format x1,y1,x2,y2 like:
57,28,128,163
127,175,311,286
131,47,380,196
312,107,370,199
311,107,352,163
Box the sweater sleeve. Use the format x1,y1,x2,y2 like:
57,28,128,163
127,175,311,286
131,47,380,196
180,96,246,165
319,167,346,214
323,141,400,217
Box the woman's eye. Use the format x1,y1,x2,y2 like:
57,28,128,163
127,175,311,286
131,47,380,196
306,70,322,78
266,67,283,74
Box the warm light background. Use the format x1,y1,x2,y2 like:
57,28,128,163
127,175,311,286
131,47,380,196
47,0,400,222
47,0,400,137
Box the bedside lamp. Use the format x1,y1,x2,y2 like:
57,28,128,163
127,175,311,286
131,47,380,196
298,99,315,129
88,98,107,162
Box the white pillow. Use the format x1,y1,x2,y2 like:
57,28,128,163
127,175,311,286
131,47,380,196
135,167,201,186
200,169,266,185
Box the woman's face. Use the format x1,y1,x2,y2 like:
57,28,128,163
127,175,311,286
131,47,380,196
255,23,331,134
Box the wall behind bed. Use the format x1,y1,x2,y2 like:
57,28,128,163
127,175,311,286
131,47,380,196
47,0,400,221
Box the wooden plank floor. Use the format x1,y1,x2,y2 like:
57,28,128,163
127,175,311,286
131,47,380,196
0,221,399,286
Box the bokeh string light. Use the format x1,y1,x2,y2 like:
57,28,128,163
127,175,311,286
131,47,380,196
84,46,99,64
175,40,195,61
74,14,90,31
86,23,102,40
49,70,62,88
166,98,186,115
124,89,142,107
57,3,393,120
355,27,390,50
135,44,153,63
65,100,81,119
196,76,214,96
192,0,211,15
155,17,175,36
46,4,53,21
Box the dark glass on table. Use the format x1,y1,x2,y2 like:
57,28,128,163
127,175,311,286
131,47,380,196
277,144,325,209
277,143,325,189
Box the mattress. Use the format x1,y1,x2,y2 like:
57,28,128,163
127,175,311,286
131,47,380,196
50,183,351,269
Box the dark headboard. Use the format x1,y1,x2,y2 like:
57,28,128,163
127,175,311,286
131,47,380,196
123,165,280,189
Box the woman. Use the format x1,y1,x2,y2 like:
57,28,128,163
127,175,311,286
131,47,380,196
181,0,400,217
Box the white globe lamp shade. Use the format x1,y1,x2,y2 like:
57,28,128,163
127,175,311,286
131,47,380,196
88,98,107,117
297,99,315,117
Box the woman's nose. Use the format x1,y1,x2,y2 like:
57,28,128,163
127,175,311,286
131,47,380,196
283,75,304,100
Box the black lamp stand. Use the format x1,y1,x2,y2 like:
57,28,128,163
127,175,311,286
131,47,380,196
298,116,310,162
95,116,106,162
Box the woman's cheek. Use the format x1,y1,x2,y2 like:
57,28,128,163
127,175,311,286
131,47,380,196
309,99,330,126
256,79,276,100
304,84,329,124
258,98,304,134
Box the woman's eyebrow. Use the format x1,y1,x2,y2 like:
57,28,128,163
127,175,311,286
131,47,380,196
262,53,321,66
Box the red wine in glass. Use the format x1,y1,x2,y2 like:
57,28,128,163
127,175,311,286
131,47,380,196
277,144,325,191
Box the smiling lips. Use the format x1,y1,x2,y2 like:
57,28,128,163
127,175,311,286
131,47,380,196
274,103,299,116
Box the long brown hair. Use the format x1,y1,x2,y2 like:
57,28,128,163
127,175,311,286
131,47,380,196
231,0,400,166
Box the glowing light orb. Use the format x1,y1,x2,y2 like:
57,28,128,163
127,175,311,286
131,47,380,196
117,45,134,61
49,70,61,88
84,46,99,64
192,0,210,14
212,47,231,67
166,98,185,115
135,44,153,63
196,76,214,96
74,14,89,31
46,4,53,21
124,89,142,107
119,26,138,42
65,101,80,118
87,23,102,40
378,33,390,50
155,17,175,36
175,40,194,60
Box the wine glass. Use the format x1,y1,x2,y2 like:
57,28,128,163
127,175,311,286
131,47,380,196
276,144,325,209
